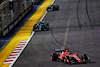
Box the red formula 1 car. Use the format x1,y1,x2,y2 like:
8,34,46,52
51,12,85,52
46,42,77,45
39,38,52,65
50,49,90,64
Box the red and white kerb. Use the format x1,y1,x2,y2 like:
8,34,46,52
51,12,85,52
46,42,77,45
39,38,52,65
3,40,28,67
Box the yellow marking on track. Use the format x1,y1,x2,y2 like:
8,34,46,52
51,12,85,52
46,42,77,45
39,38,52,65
0,64,10,67
0,0,54,67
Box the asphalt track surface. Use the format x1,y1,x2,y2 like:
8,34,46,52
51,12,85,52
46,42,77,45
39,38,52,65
14,0,100,67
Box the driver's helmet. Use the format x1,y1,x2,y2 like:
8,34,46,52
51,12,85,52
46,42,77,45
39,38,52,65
39,21,43,24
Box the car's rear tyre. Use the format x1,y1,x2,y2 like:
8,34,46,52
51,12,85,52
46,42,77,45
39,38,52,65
46,23,49,30
51,53,58,61
41,25,45,31
51,56,54,61
33,24,38,31
57,6,59,10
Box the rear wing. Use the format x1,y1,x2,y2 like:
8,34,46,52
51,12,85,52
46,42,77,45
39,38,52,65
37,21,46,23
54,49,66,52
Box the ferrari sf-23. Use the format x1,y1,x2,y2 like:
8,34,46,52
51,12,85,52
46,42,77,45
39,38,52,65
33,21,49,31
50,49,90,64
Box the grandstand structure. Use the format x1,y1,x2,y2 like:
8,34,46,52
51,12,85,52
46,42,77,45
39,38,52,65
0,0,41,37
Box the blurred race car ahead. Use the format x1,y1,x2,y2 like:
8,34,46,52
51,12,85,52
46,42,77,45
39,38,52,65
50,49,90,64
47,4,59,11
33,21,49,31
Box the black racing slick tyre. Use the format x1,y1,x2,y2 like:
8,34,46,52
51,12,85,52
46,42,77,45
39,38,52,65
57,6,59,10
33,24,38,31
69,57,76,64
51,53,58,61
81,54,90,63
46,23,49,30
41,25,45,31
70,60,76,64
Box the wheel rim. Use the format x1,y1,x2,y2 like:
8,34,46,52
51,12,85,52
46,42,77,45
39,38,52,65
70,60,75,64
64,58,66,63
51,56,53,61
51,56,52,59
